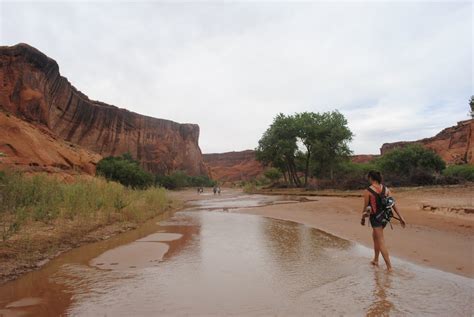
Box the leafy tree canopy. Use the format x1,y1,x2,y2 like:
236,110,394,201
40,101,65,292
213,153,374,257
96,153,154,189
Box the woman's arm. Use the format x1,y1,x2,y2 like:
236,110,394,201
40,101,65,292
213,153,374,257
361,191,370,225
392,205,406,228
387,188,406,228
362,190,370,214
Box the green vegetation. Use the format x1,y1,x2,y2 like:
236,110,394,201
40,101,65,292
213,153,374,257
377,145,445,176
242,182,257,193
256,111,353,187
376,145,446,185
155,171,216,189
97,154,215,190
263,168,283,183
96,153,154,189
254,110,473,190
0,171,172,241
443,164,474,182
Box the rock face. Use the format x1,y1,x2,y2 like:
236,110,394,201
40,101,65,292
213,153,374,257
0,43,208,176
380,119,473,165
350,154,379,164
203,150,264,183
0,111,101,176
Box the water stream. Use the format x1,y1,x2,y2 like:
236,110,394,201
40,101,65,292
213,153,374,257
0,195,472,316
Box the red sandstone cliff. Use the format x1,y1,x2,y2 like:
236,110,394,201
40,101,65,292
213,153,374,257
380,119,473,165
203,150,264,183
0,43,207,176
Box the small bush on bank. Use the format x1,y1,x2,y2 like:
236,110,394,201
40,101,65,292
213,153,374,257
0,171,171,241
243,182,257,193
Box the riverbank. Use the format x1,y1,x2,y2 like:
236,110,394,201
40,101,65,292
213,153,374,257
233,185,474,277
0,174,181,285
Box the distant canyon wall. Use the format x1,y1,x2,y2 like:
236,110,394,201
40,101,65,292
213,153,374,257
203,150,265,183
381,119,473,165
0,43,207,176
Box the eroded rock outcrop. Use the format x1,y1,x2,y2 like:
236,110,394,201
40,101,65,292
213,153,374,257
0,111,101,177
0,43,208,176
381,119,473,165
203,150,264,183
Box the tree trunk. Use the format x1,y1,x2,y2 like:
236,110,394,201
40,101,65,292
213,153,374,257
282,170,288,184
286,163,294,186
289,160,301,187
304,150,311,187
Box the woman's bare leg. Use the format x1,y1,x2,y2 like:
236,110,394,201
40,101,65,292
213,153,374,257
374,227,392,271
371,229,380,266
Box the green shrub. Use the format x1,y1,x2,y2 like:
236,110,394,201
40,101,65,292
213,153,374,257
155,175,178,190
375,145,445,186
187,175,217,187
243,182,257,193
264,168,283,182
96,153,153,189
443,164,474,182
377,145,445,175
154,171,216,189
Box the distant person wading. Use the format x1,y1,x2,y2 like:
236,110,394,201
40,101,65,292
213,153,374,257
361,171,406,271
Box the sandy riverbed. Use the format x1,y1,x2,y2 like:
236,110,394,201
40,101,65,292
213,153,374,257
173,186,474,277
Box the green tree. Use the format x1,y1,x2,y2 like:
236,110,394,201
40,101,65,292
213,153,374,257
312,111,353,180
256,110,353,186
96,153,153,189
256,113,301,186
294,112,323,186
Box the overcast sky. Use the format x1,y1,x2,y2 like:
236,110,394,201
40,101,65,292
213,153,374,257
1,1,472,154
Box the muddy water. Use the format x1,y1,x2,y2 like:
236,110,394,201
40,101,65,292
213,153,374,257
0,196,472,316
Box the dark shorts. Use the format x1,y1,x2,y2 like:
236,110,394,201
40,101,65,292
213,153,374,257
370,213,387,228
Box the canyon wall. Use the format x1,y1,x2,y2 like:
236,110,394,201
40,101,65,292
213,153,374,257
0,43,207,176
203,150,264,183
381,119,473,165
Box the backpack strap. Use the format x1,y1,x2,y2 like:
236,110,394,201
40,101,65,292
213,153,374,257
367,185,385,197
367,186,381,198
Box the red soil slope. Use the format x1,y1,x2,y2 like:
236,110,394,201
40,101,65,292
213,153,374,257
0,111,101,177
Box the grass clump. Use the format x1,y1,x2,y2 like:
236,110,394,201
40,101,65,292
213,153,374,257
0,171,172,241
443,164,474,182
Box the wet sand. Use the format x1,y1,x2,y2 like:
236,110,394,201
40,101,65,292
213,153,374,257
234,186,474,277
171,187,473,277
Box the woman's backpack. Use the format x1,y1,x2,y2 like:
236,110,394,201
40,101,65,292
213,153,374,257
367,186,396,228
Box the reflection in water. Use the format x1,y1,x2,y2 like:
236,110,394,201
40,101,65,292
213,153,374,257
367,270,394,317
0,198,472,316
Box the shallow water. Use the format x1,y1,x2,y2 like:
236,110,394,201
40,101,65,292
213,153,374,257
0,196,472,316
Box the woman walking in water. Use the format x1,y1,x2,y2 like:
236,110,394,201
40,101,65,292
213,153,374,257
361,171,406,271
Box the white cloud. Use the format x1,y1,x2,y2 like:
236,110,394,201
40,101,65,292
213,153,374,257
1,1,472,154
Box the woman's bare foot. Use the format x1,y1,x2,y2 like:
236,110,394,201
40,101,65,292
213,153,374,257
386,266,393,272
370,260,379,266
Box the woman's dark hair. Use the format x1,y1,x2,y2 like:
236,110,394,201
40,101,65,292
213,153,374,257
368,170,383,183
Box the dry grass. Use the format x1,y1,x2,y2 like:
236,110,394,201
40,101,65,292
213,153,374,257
0,171,178,283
